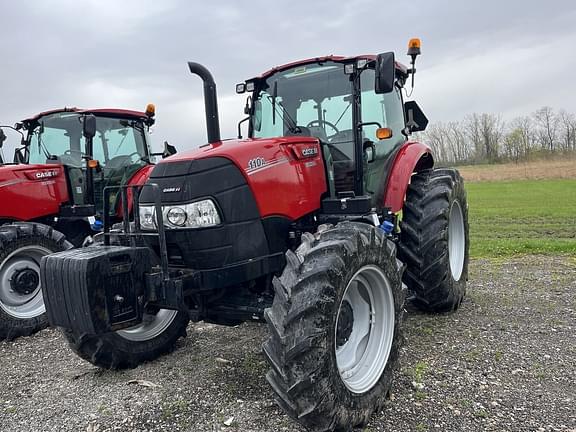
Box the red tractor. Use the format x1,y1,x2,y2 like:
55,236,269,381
42,40,469,431
0,107,170,340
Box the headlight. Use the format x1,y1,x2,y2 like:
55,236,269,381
139,199,221,230
166,207,187,226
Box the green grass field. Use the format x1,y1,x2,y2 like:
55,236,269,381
466,179,576,257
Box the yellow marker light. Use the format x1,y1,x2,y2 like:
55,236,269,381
408,38,421,49
376,127,393,140
145,103,156,117
87,159,99,169
407,38,422,57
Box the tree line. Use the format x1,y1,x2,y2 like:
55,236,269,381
418,106,576,165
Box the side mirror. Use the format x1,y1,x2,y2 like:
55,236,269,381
375,52,395,94
83,114,97,139
404,101,428,132
243,95,252,115
0,128,6,148
162,141,177,158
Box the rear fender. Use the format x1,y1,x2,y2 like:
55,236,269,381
382,141,433,212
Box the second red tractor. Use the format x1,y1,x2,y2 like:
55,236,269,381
0,107,171,340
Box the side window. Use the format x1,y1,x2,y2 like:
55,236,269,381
253,92,284,138
29,127,71,164
93,132,106,162
360,69,405,144
384,88,406,138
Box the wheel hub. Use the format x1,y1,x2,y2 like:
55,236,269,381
335,265,395,394
10,268,40,295
448,200,465,281
0,245,51,319
336,300,354,346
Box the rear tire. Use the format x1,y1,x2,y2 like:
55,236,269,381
398,168,469,312
263,222,405,431
63,310,190,369
0,223,73,341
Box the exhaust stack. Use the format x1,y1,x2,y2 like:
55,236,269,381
187,62,221,144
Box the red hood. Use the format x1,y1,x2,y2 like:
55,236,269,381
162,136,319,163
156,135,326,220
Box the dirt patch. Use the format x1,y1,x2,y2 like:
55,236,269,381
0,256,575,432
457,159,576,182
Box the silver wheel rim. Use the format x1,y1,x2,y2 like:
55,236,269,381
117,309,178,341
448,200,465,282
0,246,50,319
335,265,395,394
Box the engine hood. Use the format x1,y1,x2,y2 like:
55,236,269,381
148,136,327,221
162,136,319,166
0,163,69,220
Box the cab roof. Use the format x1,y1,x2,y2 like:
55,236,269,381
254,54,408,80
22,107,148,123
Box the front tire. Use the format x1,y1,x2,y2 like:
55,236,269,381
0,223,73,341
63,309,190,369
263,222,405,431
398,168,469,312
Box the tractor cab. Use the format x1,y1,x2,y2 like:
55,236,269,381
18,107,156,218
238,49,428,208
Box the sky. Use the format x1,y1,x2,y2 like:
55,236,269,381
1,0,576,157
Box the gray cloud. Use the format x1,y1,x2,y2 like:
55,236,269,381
1,0,575,157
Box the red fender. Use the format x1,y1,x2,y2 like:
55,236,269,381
382,141,433,212
116,164,155,217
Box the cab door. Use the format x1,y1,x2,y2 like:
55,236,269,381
359,68,406,202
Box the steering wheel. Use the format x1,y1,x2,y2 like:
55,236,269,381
107,152,142,169
126,151,142,163
306,119,340,137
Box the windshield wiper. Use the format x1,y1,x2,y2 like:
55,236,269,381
267,84,300,134
280,103,300,134
334,102,351,127
37,123,54,160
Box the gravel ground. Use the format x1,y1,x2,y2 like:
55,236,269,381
1,256,575,432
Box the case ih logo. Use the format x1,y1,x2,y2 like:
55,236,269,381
300,147,318,157
35,170,59,179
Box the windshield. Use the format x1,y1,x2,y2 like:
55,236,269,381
27,112,148,168
252,61,356,152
